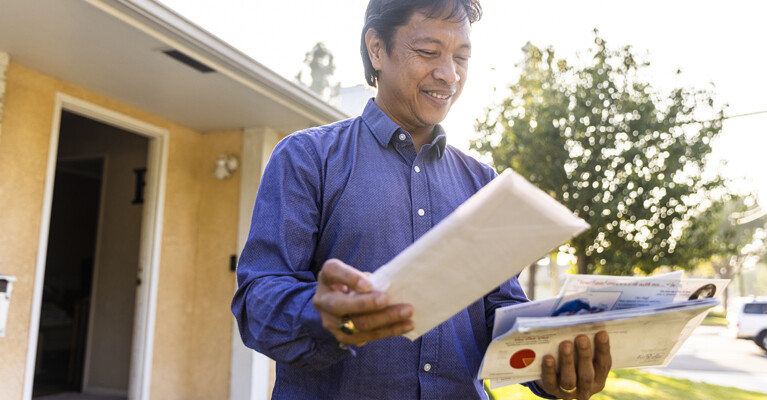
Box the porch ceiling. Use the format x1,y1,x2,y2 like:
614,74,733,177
0,0,346,133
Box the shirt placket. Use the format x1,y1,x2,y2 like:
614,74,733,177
392,132,441,398
410,149,432,240
411,147,440,399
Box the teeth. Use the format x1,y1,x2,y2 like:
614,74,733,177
427,91,450,100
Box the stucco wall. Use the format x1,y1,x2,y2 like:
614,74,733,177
0,61,53,400
0,62,241,400
187,131,243,400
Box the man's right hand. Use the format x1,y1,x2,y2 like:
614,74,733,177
313,259,414,346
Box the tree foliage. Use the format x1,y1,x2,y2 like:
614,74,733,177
296,42,338,101
472,33,729,275
674,196,763,269
681,197,766,304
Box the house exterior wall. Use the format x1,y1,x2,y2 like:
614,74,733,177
0,61,54,400
185,129,243,400
0,61,242,400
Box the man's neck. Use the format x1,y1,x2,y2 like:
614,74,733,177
410,128,435,153
373,98,435,153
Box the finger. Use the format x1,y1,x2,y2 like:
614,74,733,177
330,283,350,293
558,340,577,396
539,356,560,397
324,313,367,344
318,259,373,293
350,304,413,331
592,331,612,391
575,335,595,398
339,319,415,345
314,289,388,316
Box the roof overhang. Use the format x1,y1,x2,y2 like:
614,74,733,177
0,0,348,133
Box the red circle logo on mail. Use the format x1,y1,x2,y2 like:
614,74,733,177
509,349,536,369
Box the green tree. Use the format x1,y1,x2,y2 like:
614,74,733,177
675,196,762,271
680,197,766,308
473,33,728,275
296,42,338,101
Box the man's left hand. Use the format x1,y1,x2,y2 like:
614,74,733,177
537,330,612,399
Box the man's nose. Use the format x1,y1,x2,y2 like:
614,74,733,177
433,56,460,85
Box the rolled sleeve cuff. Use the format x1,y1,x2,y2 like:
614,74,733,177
523,380,558,399
297,296,355,365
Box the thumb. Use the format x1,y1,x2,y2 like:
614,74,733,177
319,259,372,293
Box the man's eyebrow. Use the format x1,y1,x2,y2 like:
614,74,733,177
414,37,472,50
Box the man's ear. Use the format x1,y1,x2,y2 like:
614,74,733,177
365,29,384,71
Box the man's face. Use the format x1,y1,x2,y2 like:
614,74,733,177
370,11,471,135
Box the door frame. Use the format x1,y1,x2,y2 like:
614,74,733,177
23,93,169,400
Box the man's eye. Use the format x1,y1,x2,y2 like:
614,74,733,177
418,50,437,56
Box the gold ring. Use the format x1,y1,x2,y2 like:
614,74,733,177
339,315,358,335
560,385,577,394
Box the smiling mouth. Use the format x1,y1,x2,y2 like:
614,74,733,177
425,91,453,100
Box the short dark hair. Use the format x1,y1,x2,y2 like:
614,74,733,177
360,0,482,87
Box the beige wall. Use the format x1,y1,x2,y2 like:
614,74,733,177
0,62,242,400
187,130,243,399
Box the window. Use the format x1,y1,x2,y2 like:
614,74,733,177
743,303,767,314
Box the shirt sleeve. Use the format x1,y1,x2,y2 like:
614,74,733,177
483,280,557,399
524,381,558,399
231,134,350,371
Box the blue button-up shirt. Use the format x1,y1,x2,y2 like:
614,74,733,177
232,100,551,399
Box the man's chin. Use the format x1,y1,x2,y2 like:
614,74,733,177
419,106,453,126
424,111,451,127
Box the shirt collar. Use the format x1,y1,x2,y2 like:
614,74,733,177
360,98,447,158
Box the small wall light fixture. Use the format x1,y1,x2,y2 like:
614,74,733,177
213,154,239,180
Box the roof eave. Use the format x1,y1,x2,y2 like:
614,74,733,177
90,0,349,127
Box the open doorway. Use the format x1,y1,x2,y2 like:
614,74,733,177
33,111,149,400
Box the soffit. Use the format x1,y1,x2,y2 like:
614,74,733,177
0,0,346,133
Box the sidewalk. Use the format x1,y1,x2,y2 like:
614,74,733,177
647,325,767,394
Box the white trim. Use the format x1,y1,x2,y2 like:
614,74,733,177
0,51,8,140
23,97,63,400
229,128,280,400
132,107,168,400
23,93,169,400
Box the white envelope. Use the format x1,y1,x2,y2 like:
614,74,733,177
369,168,590,340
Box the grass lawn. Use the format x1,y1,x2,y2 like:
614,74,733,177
702,309,728,326
486,369,767,400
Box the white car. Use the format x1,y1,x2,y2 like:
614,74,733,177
728,297,767,351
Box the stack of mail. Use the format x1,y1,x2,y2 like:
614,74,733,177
479,274,729,387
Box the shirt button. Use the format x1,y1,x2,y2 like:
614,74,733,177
423,363,432,372
414,166,421,173
398,133,407,141
418,209,425,216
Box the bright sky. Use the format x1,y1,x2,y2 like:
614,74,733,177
161,0,767,202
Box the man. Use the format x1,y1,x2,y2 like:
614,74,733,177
232,0,611,398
